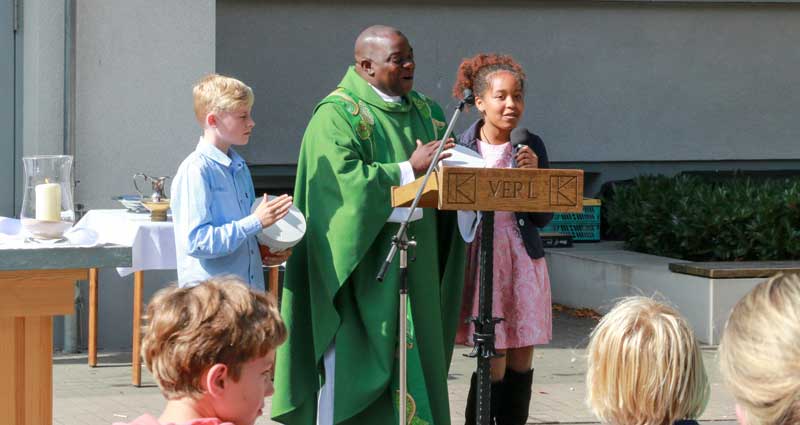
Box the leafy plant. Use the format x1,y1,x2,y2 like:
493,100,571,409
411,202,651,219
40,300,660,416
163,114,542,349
602,175,800,261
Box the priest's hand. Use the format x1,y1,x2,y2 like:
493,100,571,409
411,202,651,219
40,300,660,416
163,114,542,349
260,244,292,266
409,138,455,176
515,145,539,169
254,193,293,229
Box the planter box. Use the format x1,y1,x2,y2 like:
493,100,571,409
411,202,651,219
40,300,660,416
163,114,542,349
545,242,767,344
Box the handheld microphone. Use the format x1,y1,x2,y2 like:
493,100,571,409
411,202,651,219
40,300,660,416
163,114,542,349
510,127,530,168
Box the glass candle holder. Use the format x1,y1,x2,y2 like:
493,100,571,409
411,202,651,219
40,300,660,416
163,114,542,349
20,155,75,239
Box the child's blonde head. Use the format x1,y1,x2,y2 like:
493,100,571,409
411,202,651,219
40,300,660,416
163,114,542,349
719,273,800,425
586,296,709,425
141,276,286,399
192,74,254,124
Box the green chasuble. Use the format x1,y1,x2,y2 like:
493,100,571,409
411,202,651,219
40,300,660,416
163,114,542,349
271,67,466,425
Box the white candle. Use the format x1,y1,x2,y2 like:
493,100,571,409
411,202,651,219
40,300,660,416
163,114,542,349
35,182,61,221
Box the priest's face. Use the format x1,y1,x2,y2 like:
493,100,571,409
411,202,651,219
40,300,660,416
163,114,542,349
370,33,415,96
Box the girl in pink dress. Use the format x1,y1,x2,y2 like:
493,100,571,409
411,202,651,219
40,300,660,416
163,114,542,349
453,53,553,425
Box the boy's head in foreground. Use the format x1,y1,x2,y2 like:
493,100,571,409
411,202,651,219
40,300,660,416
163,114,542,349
141,276,286,425
193,74,255,150
719,273,800,425
586,296,709,425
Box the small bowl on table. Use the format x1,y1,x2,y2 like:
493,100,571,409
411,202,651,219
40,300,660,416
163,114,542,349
113,195,149,214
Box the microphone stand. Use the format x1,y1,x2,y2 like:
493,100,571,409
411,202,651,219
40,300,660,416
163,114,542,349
377,90,475,425
465,211,502,425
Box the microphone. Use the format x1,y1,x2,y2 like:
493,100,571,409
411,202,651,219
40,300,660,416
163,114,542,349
510,127,530,168
459,89,475,109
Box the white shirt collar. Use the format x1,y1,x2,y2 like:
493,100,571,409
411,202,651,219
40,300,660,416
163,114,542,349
196,136,243,168
369,84,403,103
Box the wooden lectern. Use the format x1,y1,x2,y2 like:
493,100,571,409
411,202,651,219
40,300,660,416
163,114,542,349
391,165,583,425
392,166,584,213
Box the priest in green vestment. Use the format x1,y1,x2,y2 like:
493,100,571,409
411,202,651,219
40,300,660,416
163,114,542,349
271,25,466,425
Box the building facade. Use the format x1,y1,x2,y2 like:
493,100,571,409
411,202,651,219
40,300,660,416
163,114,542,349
6,0,800,349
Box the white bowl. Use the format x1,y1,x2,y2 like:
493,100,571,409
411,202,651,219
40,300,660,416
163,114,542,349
250,196,306,252
21,218,74,239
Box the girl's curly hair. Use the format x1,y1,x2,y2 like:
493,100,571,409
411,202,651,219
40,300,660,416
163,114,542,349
452,53,526,100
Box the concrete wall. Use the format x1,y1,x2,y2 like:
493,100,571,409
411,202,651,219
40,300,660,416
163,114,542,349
21,0,64,157
60,0,215,350
1,0,16,217
546,242,763,344
75,0,215,210
217,1,800,192
564,158,800,195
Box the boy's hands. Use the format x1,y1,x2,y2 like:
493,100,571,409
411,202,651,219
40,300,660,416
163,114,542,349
254,193,294,265
254,193,293,229
409,138,455,176
260,245,292,266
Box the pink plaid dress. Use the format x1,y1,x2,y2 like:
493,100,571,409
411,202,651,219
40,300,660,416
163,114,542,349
455,140,553,349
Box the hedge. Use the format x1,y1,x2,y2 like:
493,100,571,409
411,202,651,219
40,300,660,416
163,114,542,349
603,175,800,261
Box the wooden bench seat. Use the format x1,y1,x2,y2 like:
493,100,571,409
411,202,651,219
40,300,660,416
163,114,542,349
669,261,800,278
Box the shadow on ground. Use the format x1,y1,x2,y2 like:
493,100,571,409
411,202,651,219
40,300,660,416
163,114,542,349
53,351,133,366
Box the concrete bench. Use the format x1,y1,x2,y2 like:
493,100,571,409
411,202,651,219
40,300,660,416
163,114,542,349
545,242,786,344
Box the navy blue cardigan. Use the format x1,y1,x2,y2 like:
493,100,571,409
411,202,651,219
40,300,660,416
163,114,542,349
456,119,553,259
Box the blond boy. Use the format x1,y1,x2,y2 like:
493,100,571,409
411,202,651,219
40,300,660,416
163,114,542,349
586,296,710,425
719,273,800,425
171,74,293,290
114,276,287,425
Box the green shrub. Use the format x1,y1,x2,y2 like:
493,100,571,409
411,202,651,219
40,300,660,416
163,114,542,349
603,175,800,261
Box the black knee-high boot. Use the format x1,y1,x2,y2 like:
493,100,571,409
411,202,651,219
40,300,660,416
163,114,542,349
465,373,504,425
464,373,477,425
490,378,504,424
496,368,533,425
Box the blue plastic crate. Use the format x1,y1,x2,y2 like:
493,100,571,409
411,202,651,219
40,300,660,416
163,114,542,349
549,205,601,224
541,222,600,241
542,200,601,241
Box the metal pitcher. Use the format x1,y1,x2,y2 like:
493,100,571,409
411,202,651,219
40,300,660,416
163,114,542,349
133,173,170,202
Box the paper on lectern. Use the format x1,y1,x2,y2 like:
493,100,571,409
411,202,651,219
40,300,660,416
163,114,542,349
437,145,484,242
439,144,485,168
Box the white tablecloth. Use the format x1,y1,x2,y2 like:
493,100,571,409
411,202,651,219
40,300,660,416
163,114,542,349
74,209,175,276
0,216,101,248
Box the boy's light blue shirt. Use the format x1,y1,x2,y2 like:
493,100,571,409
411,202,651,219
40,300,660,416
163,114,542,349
171,138,265,290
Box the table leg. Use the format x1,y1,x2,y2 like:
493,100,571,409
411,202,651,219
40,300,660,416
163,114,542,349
0,268,83,425
0,316,53,425
268,266,279,298
132,271,143,387
88,268,98,367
